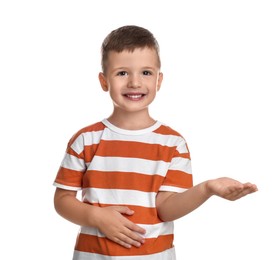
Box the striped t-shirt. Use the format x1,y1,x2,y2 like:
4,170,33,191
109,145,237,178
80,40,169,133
54,119,193,260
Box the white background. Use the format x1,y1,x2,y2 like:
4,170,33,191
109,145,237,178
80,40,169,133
1,0,275,259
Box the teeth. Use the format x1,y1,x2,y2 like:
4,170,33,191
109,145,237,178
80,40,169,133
126,94,142,98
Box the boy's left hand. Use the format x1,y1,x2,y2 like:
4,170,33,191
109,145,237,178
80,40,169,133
205,177,258,201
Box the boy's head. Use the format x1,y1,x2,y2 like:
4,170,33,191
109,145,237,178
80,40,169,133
101,25,161,74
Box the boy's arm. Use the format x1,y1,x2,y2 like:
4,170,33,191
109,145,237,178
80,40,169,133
156,177,258,222
54,188,146,248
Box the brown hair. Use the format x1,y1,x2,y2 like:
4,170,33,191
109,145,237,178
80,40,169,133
101,25,161,73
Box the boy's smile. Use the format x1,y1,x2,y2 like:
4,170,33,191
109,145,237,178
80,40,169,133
99,47,163,116
123,92,146,101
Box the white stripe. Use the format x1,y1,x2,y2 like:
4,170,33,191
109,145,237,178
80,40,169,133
103,128,185,147
71,130,104,154
53,182,81,191
88,156,170,176
102,119,162,136
61,153,86,171
169,157,192,174
143,222,174,238
176,139,189,154
80,221,174,239
83,130,104,145
159,185,188,193
83,188,156,207
73,247,176,260
71,134,84,154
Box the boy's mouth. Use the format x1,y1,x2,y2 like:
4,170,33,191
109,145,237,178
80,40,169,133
123,93,146,101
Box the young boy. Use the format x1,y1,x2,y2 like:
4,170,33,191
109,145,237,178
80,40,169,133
53,25,257,260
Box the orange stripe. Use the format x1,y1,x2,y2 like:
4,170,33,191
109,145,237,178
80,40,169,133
55,167,83,187
90,140,175,162
154,125,182,136
86,203,162,224
80,137,190,163
67,147,85,158
174,148,191,159
82,144,99,162
75,233,174,256
163,170,193,188
68,122,105,147
83,171,164,192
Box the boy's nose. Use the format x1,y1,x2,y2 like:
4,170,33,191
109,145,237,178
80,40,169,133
127,75,141,88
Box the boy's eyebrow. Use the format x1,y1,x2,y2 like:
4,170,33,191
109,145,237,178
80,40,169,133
142,66,157,70
111,66,158,72
109,67,128,73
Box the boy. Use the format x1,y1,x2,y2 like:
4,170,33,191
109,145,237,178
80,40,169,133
53,25,257,259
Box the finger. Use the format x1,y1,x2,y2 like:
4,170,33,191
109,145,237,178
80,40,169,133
118,206,134,215
122,226,146,246
112,231,143,248
243,182,258,192
119,231,144,248
114,206,134,216
113,237,132,249
228,186,257,200
227,185,243,195
126,221,146,235
240,186,258,196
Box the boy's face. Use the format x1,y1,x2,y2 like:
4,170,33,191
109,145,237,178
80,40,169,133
99,47,163,114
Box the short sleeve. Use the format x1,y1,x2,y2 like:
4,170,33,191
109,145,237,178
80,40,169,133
53,133,86,191
159,139,193,193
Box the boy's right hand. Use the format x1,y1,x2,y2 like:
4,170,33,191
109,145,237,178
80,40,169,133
94,206,146,249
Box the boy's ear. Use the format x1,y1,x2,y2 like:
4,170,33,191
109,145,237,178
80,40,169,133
98,72,109,92
157,72,163,91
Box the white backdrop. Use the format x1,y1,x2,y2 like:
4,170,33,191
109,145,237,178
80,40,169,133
1,0,275,259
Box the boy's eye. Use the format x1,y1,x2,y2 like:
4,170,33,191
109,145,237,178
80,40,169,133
143,71,152,76
117,71,128,76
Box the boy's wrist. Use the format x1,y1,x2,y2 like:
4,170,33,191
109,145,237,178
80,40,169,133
85,204,102,228
201,180,215,198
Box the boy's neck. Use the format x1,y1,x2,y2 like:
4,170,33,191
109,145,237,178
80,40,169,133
107,110,156,130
